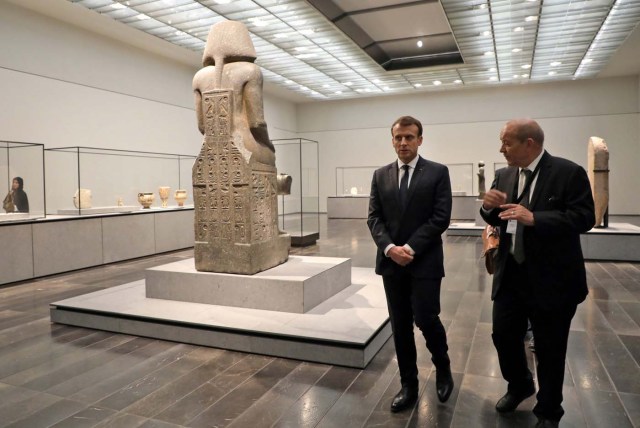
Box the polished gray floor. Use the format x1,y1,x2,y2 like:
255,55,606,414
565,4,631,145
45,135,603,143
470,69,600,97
0,215,639,427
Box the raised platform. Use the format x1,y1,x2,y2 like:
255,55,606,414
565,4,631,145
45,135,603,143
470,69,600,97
447,222,640,261
0,212,30,222
50,261,391,368
146,256,351,313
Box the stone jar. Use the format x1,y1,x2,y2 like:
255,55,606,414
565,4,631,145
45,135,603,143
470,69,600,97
158,186,171,208
138,192,154,209
174,189,187,207
73,188,92,209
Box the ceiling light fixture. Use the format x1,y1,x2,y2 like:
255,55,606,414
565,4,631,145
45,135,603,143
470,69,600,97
513,26,524,32
525,16,538,22
414,83,422,88
521,64,531,69
550,61,562,66
417,40,423,48
512,48,522,53
433,80,442,86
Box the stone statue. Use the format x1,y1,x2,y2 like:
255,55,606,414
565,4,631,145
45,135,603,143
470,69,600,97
192,20,290,274
588,136,609,228
477,161,486,199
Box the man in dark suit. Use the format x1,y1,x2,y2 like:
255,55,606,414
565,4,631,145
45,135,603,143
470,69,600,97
481,118,595,428
368,116,454,412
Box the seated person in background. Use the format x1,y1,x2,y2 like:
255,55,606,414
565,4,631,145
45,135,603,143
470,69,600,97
6,177,29,213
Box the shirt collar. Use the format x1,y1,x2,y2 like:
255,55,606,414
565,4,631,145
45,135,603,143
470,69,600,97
522,149,544,174
397,155,420,170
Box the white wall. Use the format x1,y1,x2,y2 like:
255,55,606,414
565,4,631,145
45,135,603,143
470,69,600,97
298,77,640,215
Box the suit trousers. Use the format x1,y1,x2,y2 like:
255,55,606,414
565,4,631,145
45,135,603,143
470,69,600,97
383,271,450,388
492,255,577,422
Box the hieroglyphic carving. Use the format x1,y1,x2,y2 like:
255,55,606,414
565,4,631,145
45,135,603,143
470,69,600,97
192,20,290,274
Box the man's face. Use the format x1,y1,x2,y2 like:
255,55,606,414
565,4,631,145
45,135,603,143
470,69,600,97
392,124,423,164
500,124,529,167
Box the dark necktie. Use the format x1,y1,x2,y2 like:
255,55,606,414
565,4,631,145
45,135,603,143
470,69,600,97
513,168,532,264
399,164,409,208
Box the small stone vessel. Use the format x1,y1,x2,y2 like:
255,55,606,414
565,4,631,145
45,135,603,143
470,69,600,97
158,186,171,208
138,192,154,209
174,189,187,207
73,188,92,209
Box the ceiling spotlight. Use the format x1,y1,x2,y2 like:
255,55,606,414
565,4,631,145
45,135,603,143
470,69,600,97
323,84,330,88
417,40,423,48
111,3,126,9
521,73,529,78
583,58,593,63
525,16,538,22
484,51,494,56
490,76,498,81
513,26,524,32
489,67,496,72
373,79,381,84
454,79,462,84
521,64,531,69
512,48,522,53
550,61,562,66
414,83,423,88
548,71,557,76
335,90,342,94
136,14,149,20
343,81,353,86
513,74,519,78
481,31,491,36
433,81,442,86
285,79,293,84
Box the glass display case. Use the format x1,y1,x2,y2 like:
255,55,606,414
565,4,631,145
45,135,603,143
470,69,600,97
0,140,45,222
273,138,319,246
494,162,508,173
335,166,377,196
45,147,195,215
447,163,474,196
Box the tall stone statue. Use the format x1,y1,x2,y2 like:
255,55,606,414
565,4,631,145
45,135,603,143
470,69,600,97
587,136,609,228
477,161,486,199
192,20,290,274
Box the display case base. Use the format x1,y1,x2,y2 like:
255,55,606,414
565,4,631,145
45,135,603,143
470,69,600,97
447,222,640,261
57,206,138,215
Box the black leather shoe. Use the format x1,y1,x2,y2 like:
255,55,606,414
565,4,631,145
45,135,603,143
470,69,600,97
495,383,535,413
390,386,418,413
535,418,559,428
436,366,454,403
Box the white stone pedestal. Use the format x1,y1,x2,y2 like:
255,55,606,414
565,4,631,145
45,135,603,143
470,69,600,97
146,256,352,313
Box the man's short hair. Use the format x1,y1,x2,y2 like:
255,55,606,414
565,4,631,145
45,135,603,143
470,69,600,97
513,119,545,145
391,116,423,137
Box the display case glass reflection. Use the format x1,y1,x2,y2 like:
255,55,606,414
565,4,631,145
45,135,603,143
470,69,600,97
45,147,195,215
336,166,377,196
447,163,474,196
0,140,45,222
273,138,319,243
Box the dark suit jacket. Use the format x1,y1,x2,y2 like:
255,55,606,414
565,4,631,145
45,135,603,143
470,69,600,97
480,151,595,310
368,156,452,278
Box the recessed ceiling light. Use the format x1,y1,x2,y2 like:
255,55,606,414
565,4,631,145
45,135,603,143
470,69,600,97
521,73,529,78
484,51,494,56
454,79,462,84
550,61,562,66
513,26,524,32
285,79,294,84
373,79,381,84
481,30,491,36
414,83,422,88
433,81,442,86
521,64,531,69
111,3,126,9
525,16,538,22
489,67,496,72
343,81,353,86
490,76,498,81
136,14,149,20
513,74,519,78
583,58,593,63
335,90,342,94
299,29,315,35
323,84,330,88
548,71,557,76
417,40,423,48
512,48,522,53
